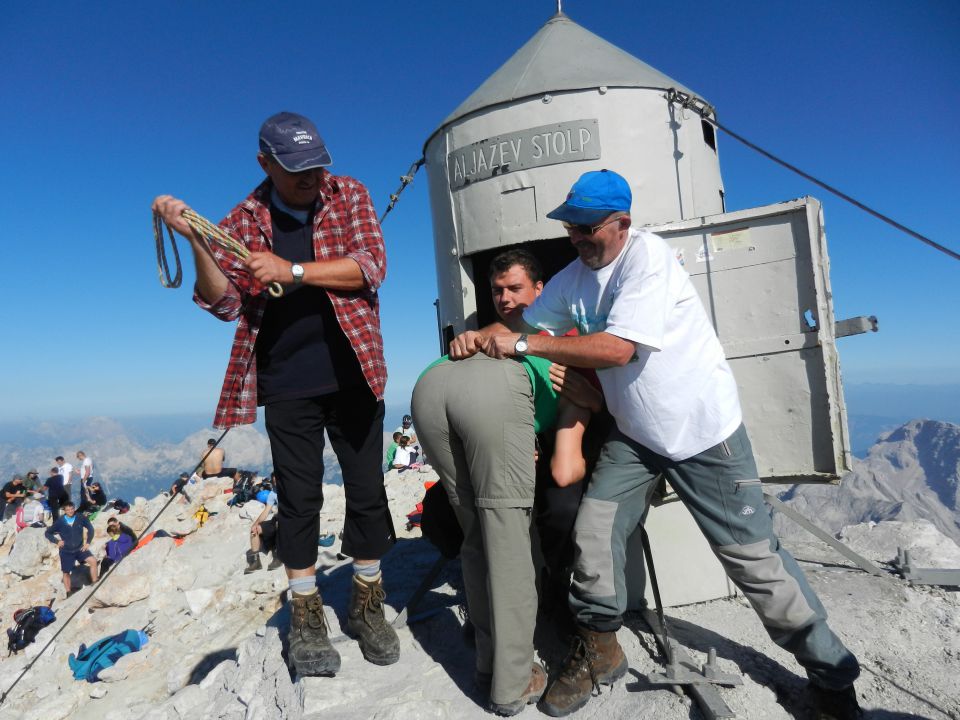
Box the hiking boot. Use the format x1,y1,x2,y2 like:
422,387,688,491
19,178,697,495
812,684,862,720
346,574,400,666
489,662,547,716
539,627,628,717
287,591,341,676
244,550,262,574
266,553,283,571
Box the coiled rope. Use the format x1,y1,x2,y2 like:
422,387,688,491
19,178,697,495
154,208,284,297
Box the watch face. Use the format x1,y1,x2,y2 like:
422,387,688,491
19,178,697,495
515,339,528,353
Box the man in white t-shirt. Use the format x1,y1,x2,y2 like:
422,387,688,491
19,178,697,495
450,170,860,720
55,456,74,504
76,450,94,501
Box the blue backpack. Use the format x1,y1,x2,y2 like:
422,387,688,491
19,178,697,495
68,629,148,682
6,606,56,654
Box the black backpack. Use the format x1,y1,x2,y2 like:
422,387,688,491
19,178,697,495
6,606,56,655
231,471,256,506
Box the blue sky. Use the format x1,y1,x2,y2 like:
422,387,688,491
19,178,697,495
1,0,957,426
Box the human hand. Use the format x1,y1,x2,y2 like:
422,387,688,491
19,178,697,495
246,252,294,286
251,524,262,537
81,544,88,552
550,364,603,413
57,540,64,549
480,333,519,360
449,330,485,360
152,195,199,242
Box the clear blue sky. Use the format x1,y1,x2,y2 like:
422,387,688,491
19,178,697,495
1,0,957,424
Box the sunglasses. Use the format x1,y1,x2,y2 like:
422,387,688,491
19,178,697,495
561,215,621,236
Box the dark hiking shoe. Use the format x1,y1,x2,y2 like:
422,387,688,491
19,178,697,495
539,627,628,717
812,684,862,720
346,574,400,665
287,592,341,676
244,550,261,574
266,553,283,571
489,662,547,716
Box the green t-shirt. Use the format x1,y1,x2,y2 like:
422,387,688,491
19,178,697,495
420,355,558,433
385,442,398,467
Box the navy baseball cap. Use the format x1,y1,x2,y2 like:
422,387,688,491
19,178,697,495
258,112,332,172
546,169,632,226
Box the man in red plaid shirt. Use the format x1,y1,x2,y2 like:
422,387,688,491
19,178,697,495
152,111,398,677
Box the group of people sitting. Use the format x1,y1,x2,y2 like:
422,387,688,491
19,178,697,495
384,416,422,472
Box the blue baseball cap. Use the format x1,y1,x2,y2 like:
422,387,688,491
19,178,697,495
546,169,632,226
258,112,332,172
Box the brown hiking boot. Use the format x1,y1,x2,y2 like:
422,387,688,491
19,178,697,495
244,550,261,574
489,662,547,716
539,627,628,717
346,574,400,665
287,591,341,676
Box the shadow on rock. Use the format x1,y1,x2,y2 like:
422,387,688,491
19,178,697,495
187,646,238,685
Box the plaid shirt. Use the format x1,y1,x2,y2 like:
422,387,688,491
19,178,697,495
195,172,387,428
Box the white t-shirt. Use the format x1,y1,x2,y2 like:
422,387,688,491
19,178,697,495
394,425,416,441
393,446,414,467
523,227,742,461
80,457,93,480
59,462,74,486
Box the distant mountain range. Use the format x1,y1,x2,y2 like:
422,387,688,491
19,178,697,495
776,418,960,543
0,417,344,501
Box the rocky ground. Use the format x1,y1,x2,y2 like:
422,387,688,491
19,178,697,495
0,470,958,720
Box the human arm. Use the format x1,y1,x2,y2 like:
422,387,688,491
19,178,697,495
250,504,271,537
482,331,635,369
44,523,59,545
248,178,386,292
151,195,231,305
244,253,367,291
82,517,95,550
549,364,603,414
550,399,591,488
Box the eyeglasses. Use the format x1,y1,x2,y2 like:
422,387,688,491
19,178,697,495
561,215,621,236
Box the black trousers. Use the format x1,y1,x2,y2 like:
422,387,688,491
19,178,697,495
264,386,395,570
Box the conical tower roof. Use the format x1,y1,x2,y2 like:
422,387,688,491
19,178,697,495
437,12,708,130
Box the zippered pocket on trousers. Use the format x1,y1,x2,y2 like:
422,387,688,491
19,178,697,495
734,479,762,493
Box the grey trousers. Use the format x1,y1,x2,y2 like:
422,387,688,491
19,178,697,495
412,354,537,705
570,423,861,690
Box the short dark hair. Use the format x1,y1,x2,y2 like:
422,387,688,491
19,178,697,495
55,456,64,462
207,439,216,446
62,500,75,509
488,248,543,284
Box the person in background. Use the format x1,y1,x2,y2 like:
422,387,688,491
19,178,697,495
43,467,70,522
384,431,402,471
2,475,28,521
45,500,97,596
55,455,74,504
245,486,283,573
390,436,418,471
169,472,192,503
76,450,94,494
100,516,135,574
78,481,107,515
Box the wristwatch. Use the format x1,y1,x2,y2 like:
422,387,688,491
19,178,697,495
514,334,529,356
290,263,305,284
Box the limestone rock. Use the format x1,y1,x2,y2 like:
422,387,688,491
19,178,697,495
6,527,53,577
91,573,151,608
90,684,108,699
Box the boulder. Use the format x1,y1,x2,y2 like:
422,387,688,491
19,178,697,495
117,536,174,576
91,574,151,608
6,527,53,577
